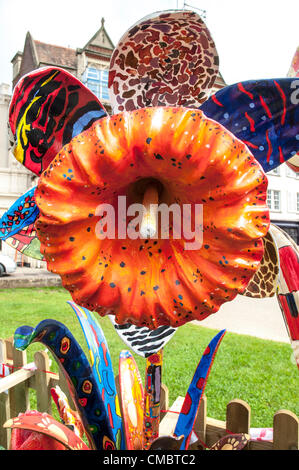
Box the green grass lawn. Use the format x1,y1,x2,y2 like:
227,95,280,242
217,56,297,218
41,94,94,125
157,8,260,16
0,286,298,428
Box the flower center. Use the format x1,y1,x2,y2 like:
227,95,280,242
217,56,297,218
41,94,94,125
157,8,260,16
130,178,164,239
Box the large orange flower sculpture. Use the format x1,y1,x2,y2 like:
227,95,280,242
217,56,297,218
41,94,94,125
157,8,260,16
35,106,269,329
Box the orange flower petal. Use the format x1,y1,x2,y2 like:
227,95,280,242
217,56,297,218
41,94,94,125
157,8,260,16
36,107,269,328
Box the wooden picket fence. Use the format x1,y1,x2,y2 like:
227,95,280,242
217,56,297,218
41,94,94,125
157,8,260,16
0,337,298,450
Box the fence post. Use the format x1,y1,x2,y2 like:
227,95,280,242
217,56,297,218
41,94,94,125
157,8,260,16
273,410,299,450
4,338,13,362
0,340,10,449
9,346,29,418
56,361,74,409
194,394,207,446
226,399,251,434
160,384,169,422
34,351,52,415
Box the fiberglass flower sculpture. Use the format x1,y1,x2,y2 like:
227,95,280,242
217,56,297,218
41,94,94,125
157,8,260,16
2,10,299,331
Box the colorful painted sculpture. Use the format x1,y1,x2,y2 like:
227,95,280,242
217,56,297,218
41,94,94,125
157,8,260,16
270,225,299,369
9,66,107,176
237,223,299,369
1,8,299,450
0,188,44,260
0,187,38,241
3,10,298,333
119,350,144,450
50,386,85,439
173,329,226,449
109,10,219,112
209,433,250,451
68,301,125,449
7,305,227,451
110,314,174,449
200,78,299,173
143,350,163,449
242,228,279,298
149,433,250,450
286,45,299,173
13,318,116,450
6,410,89,450
34,105,269,329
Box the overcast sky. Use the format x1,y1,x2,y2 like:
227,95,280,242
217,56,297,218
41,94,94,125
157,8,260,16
0,0,298,91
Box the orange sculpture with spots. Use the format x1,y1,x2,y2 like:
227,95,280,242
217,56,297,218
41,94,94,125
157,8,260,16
35,106,269,329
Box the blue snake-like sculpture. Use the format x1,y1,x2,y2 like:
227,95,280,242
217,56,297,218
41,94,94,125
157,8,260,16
14,319,116,450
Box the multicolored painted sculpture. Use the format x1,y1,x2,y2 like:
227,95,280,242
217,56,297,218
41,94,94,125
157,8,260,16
68,301,125,449
50,386,84,439
110,314,173,449
5,410,89,450
3,10,298,333
238,223,299,369
209,433,250,451
119,350,144,450
242,228,279,298
109,316,176,358
286,45,299,173
143,350,163,449
109,10,219,112
0,187,38,241
1,7,299,451
7,304,228,451
34,105,269,329
149,432,250,450
270,225,299,369
173,329,226,449
0,188,44,260
13,319,116,450
200,78,299,173
9,66,107,176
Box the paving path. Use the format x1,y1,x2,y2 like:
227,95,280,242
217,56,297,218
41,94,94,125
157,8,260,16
0,267,61,289
195,294,289,343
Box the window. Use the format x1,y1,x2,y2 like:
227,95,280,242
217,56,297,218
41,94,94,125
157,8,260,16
269,167,280,176
267,190,281,211
286,164,299,178
86,67,109,101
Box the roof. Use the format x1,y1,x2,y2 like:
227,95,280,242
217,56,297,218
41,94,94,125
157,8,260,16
83,18,114,51
34,40,77,70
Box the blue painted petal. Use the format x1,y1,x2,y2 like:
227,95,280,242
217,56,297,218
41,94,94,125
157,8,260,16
200,78,299,172
0,187,39,240
174,329,226,450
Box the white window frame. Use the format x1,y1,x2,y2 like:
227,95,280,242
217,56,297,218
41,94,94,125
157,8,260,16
85,67,109,101
267,189,281,212
286,164,299,179
268,166,280,176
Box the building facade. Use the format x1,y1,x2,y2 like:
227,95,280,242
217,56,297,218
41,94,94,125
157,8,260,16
267,164,299,243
